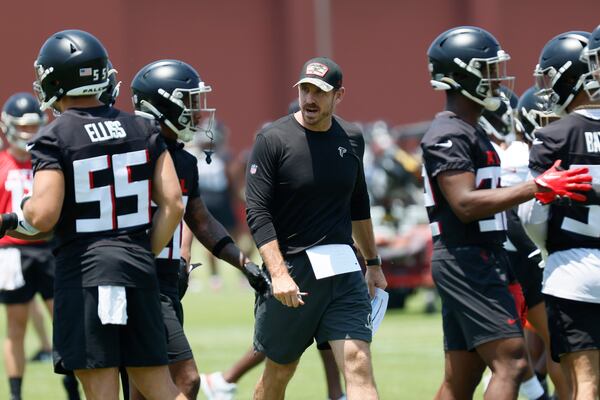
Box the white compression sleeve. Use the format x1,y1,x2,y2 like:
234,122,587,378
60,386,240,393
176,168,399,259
518,170,549,259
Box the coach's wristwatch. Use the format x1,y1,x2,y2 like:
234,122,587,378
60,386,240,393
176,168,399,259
365,255,382,267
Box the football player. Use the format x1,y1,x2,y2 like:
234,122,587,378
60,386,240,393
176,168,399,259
0,30,186,400
480,87,568,399
129,59,270,400
422,26,591,400
0,92,63,400
511,87,568,400
521,29,600,399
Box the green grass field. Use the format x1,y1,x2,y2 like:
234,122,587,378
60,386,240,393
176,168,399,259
0,245,513,399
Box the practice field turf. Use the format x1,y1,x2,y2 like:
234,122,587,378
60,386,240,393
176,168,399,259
0,248,529,399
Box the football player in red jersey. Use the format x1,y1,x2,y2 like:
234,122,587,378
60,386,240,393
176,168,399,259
0,92,61,400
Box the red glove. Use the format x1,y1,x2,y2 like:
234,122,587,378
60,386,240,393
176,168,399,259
534,191,558,205
534,160,592,204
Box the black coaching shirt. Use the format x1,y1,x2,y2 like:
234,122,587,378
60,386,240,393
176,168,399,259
529,111,600,253
245,114,371,256
28,105,166,287
154,138,201,291
421,111,506,248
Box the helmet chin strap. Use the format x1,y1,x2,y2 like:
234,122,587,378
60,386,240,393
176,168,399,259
461,89,501,111
138,99,195,142
479,116,506,141
432,77,501,111
164,119,194,142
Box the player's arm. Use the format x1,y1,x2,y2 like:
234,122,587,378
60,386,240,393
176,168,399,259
184,196,246,270
23,169,65,232
183,196,270,294
437,170,538,223
438,160,592,223
150,151,184,255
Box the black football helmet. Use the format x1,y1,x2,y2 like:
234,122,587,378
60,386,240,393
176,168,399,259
33,29,109,111
99,60,121,106
515,86,560,142
131,59,215,142
428,26,514,111
534,31,590,115
1,93,47,150
479,86,518,141
581,25,600,101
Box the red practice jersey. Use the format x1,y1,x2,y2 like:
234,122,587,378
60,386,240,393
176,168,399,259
0,150,38,246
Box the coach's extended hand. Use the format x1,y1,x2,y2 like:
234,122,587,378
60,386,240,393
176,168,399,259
0,213,18,238
534,160,592,204
242,261,272,298
271,268,305,308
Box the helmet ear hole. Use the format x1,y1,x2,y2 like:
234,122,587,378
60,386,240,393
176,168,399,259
451,71,468,82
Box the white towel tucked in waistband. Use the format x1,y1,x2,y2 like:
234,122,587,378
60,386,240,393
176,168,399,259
0,248,25,291
98,286,128,325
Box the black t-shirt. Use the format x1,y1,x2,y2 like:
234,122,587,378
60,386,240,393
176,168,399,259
245,114,371,256
154,138,201,291
529,112,600,253
421,111,506,249
28,105,167,287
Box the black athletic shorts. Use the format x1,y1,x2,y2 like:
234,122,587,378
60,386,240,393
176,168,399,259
432,245,523,352
160,290,193,363
53,286,168,374
507,249,544,309
254,252,372,364
0,245,55,304
545,294,600,362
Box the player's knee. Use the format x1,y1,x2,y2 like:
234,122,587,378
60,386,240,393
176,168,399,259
6,318,27,339
344,348,373,382
265,360,298,382
512,357,529,380
496,356,528,381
